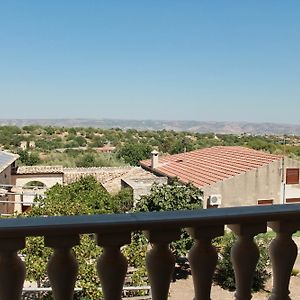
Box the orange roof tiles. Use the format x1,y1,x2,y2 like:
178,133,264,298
140,146,282,188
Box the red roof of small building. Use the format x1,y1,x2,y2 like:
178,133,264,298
140,146,282,188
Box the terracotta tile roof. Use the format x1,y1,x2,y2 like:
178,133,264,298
140,146,282,188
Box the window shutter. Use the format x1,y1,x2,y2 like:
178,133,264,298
257,199,273,205
286,168,300,184
286,198,300,203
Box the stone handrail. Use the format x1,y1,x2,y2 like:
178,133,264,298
0,204,299,300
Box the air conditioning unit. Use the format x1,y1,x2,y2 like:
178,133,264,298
209,194,222,206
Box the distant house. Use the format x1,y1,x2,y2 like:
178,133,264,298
19,140,36,150
20,141,27,150
140,146,300,208
29,141,36,149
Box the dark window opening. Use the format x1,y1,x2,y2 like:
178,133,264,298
257,199,273,205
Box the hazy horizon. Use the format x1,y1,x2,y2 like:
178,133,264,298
1,117,300,126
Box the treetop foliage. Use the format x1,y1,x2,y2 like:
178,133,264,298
30,176,112,216
135,179,203,258
17,150,41,166
23,176,133,299
213,232,271,292
135,179,203,212
117,143,152,166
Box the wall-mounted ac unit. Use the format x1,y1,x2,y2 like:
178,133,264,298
209,194,222,206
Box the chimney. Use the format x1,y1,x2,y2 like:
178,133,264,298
151,150,159,169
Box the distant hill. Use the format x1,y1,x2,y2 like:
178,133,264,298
1,119,300,135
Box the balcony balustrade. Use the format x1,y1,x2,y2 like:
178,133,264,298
0,204,299,300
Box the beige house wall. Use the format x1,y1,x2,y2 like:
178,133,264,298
202,160,283,208
12,173,63,213
0,165,14,214
283,157,300,201
13,173,63,188
0,166,12,185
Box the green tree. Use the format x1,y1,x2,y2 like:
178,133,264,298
22,177,116,299
135,179,203,257
17,150,41,165
90,136,106,148
44,126,56,135
76,154,97,167
111,188,134,213
74,136,87,147
117,143,152,166
119,180,204,286
213,232,271,292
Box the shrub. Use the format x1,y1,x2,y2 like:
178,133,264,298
213,232,271,292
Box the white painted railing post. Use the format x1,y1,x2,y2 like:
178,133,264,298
144,229,181,300
187,225,224,300
45,235,80,300
96,231,131,300
228,223,266,300
0,237,26,300
268,221,300,300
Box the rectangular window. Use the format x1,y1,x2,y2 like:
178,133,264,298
286,168,300,184
257,199,273,205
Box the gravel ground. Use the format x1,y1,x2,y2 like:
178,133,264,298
170,276,300,300
169,237,300,300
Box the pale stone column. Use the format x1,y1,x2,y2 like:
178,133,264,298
45,235,80,300
144,229,181,300
228,223,267,300
187,225,224,300
268,221,300,300
0,237,26,300
96,231,131,300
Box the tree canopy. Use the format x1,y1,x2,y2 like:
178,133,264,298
22,176,133,299
135,179,203,258
117,143,152,166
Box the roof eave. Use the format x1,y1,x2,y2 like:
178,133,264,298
0,154,19,174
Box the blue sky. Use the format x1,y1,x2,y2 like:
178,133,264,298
0,1,299,123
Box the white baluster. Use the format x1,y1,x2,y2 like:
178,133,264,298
187,225,224,300
144,229,181,300
268,221,300,300
228,223,266,300
45,235,80,300
0,238,26,300
96,231,131,300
